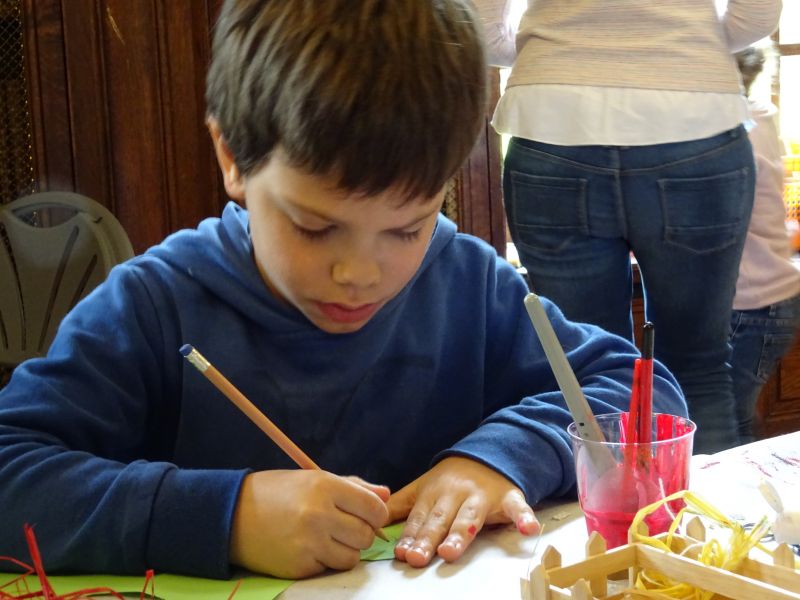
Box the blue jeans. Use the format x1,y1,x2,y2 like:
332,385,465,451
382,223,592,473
730,294,800,445
503,126,755,454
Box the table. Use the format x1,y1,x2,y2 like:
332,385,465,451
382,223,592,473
282,431,800,599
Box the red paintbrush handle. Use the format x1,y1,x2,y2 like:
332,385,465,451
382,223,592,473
627,358,642,443
637,358,654,444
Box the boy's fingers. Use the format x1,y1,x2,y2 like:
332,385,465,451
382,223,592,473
345,475,391,502
436,496,487,563
398,496,461,568
319,537,364,572
335,478,390,531
385,481,417,523
392,493,434,563
330,512,384,551
499,489,539,535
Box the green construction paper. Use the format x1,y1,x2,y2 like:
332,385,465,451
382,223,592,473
0,523,404,597
359,522,405,561
0,572,292,600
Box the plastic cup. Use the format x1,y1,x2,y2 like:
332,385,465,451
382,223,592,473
567,412,695,548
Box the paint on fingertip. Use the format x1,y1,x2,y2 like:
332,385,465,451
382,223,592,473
517,514,540,534
467,524,477,537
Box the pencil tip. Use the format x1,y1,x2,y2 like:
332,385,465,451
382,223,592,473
179,344,193,357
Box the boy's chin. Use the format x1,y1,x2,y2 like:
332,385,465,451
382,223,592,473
310,315,373,335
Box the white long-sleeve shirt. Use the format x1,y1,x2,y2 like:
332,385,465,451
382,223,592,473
476,0,782,146
734,101,800,310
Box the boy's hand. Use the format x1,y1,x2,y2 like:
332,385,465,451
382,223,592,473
229,470,389,578
386,456,539,567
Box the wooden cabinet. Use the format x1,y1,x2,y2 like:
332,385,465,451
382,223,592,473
756,336,800,438
17,0,505,256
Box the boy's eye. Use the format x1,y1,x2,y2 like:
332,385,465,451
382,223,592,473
394,229,421,242
293,223,334,240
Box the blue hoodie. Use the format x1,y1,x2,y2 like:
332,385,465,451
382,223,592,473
0,203,685,577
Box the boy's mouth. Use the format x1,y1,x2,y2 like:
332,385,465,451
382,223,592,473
315,301,379,324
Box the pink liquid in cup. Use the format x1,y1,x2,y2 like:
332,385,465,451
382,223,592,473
570,413,694,548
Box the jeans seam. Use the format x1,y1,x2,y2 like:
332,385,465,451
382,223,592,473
621,135,749,175
510,127,747,175
510,142,617,174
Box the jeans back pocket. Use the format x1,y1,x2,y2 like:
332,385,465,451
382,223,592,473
508,171,588,254
659,168,750,255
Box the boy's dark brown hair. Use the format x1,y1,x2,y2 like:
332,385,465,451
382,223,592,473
206,0,487,201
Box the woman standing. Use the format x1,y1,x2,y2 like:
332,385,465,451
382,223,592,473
477,0,782,453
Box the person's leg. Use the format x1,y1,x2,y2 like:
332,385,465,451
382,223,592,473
730,294,800,444
623,126,756,454
503,137,634,341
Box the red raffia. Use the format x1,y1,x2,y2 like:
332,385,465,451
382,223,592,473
225,580,242,600
0,525,151,600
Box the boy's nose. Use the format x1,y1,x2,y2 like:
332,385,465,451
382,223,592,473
331,257,381,288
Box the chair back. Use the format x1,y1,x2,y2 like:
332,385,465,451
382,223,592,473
0,192,134,372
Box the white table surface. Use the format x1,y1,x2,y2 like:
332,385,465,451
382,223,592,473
281,431,800,599
281,500,588,600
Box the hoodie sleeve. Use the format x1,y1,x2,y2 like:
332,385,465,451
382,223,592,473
438,258,686,505
0,262,246,578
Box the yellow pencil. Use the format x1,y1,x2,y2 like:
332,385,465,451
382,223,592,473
180,344,389,541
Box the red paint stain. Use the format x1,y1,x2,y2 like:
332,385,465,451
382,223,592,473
743,457,774,478
771,452,800,467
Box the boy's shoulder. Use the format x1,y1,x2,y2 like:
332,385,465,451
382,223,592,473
423,213,526,292
102,202,253,299
432,213,501,259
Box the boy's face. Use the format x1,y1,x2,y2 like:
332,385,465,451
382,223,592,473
223,146,444,334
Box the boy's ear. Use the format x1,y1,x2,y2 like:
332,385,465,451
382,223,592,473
207,117,246,201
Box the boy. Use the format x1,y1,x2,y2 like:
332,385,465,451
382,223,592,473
0,0,685,581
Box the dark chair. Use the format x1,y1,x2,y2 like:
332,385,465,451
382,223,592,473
0,192,134,385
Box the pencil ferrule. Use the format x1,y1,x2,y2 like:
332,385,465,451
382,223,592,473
186,349,210,372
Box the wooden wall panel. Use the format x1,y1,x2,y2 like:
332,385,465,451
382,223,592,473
23,0,224,254
101,0,170,250
23,0,73,191
156,0,222,233
455,68,506,256
61,0,110,209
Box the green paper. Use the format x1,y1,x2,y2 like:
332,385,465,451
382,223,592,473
0,524,403,598
0,572,292,600
359,522,404,561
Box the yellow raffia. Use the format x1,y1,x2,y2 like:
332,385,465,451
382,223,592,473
620,489,785,599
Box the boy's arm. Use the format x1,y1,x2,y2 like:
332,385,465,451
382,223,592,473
0,265,244,578
388,259,686,567
445,274,685,506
